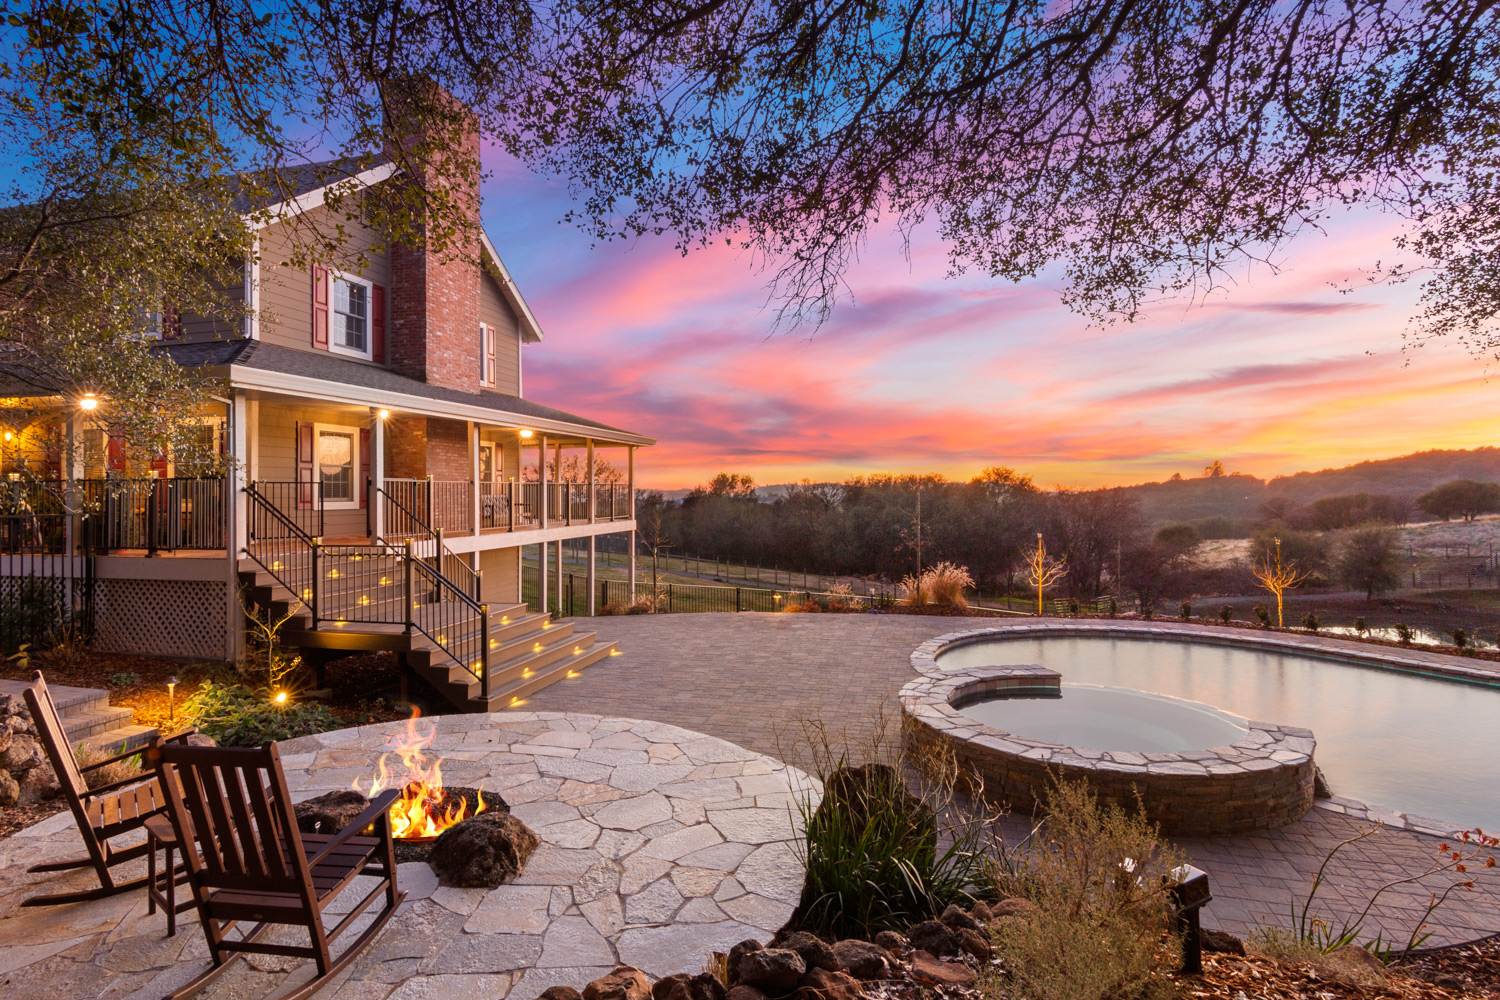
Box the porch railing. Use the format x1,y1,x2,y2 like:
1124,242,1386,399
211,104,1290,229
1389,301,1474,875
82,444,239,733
375,483,481,600
1,478,230,554
382,478,474,535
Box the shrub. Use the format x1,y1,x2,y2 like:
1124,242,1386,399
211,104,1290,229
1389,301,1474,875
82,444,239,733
1107,597,1117,618
1219,604,1233,624
990,778,1182,1000
1452,628,1468,648
1354,616,1369,635
0,577,71,654
1394,622,1415,644
785,711,992,938
901,562,974,609
1254,604,1271,627
626,592,663,614
1068,597,1080,615
1302,612,1321,632
598,601,627,616
74,743,144,790
1179,601,1192,620
183,680,339,746
108,671,140,687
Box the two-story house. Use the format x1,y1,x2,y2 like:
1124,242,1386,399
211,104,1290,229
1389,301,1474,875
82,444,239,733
0,140,653,713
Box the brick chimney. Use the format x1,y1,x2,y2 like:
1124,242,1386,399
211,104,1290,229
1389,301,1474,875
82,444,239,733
385,82,483,393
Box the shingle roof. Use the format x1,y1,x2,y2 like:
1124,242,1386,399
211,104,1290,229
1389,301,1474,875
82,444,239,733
230,156,391,214
160,340,649,442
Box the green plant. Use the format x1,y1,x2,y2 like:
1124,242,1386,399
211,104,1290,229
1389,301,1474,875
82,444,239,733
1254,604,1271,627
1354,617,1369,635
0,577,72,654
1276,823,1498,958
74,743,143,790
239,592,306,695
1302,612,1321,632
1219,605,1233,624
1107,598,1117,618
108,671,139,687
784,711,993,938
990,778,1182,1000
1068,597,1080,615
1395,623,1415,644
1179,601,1192,620
1140,601,1154,620
1452,628,1468,648
182,680,339,746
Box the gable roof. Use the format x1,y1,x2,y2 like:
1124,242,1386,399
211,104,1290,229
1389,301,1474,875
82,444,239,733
162,340,653,445
243,157,545,344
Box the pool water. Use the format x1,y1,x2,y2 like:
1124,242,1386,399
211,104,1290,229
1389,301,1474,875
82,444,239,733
937,635,1500,829
956,683,1248,753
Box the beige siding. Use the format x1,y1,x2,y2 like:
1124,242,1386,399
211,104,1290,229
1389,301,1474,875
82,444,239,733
178,266,245,341
256,400,376,539
256,204,390,357
479,547,520,605
480,270,522,396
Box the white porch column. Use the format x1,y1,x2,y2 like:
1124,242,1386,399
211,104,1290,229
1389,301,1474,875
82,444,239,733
227,390,249,662
586,535,596,616
371,410,385,540
468,421,480,534
538,434,548,525
628,530,637,603
587,439,596,524
554,539,563,615
64,413,80,554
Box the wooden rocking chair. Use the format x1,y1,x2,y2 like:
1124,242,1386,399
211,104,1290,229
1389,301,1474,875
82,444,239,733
22,670,193,906
150,737,405,1000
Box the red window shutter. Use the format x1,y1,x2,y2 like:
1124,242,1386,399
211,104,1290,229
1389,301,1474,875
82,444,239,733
149,455,169,478
162,301,181,340
359,428,370,509
296,421,314,509
372,283,386,363
107,433,127,475
311,265,330,350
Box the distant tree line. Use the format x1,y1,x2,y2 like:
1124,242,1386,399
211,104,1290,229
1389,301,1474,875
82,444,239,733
636,472,1500,609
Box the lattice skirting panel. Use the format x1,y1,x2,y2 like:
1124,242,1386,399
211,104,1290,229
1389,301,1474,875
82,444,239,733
93,578,229,660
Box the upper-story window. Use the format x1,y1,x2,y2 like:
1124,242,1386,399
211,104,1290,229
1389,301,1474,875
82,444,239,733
479,323,497,386
331,275,372,359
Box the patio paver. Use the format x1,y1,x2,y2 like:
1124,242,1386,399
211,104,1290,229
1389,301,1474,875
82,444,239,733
525,612,1500,948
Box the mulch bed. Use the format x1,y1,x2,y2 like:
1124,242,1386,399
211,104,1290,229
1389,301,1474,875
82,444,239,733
1182,938,1500,999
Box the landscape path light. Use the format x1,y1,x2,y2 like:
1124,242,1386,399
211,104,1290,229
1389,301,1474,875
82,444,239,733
166,675,178,723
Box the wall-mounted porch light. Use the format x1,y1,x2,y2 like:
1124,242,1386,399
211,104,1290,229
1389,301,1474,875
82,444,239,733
376,409,390,420
78,393,99,411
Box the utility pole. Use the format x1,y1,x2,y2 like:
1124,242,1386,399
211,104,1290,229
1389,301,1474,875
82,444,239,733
915,488,922,578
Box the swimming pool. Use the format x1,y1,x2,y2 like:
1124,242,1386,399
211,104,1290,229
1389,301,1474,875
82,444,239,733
936,634,1500,829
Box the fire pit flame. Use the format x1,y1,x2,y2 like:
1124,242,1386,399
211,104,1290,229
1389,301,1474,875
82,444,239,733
352,709,487,841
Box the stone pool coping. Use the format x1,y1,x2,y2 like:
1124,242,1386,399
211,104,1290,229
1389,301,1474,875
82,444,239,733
908,619,1500,687
900,664,1316,836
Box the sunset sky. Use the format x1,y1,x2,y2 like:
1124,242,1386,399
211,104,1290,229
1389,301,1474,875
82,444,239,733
481,152,1497,493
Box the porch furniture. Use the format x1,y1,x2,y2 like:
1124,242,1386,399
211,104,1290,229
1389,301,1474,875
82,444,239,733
21,671,193,907
145,813,195,936
150,738,404,1000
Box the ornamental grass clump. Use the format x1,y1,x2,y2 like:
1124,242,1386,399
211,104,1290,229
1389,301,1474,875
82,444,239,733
987,777,1183,1000
783,711,993,939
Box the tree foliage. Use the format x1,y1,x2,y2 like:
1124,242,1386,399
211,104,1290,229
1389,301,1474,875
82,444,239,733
1415,479,1500,522
1336,525,1403,600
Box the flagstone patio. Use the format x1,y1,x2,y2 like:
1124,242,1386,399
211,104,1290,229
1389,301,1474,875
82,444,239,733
0,712,817,1000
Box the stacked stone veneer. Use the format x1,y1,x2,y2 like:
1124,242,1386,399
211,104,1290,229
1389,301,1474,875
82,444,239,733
901,661,1316,837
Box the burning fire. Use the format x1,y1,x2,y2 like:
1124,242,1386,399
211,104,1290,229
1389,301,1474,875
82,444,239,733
353,709,486,840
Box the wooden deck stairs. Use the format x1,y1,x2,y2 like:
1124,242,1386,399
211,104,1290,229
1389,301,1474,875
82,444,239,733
237,559,615,713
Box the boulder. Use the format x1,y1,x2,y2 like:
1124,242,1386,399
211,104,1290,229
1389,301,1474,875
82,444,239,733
0,724,11,755
954,927,991,962
906,920,958,957
872,931,908,953
17,762,59,801
940,904,982,933
780,932,837,973
294,789,371,835
736,949,806,995
653,974,727,1000
1201,928,1245,956
990,897,1039,919
539,989,583,1000
968,901,993,924
726,987,768,1000
0,769,18,808
727,940,765,985
584,967,653,1000
794,967,864,1000
1,733,45,772
830,940,893,981
186,733,219,748
908,952,975,989
1313,765,1333,799
429,811,539,888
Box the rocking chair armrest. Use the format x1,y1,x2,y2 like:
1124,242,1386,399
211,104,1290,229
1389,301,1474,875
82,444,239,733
306,788,400,870
77,744,151,772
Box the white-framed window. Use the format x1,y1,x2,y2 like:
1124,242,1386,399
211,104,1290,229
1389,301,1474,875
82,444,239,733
330,274,373,359
479,443,497,482
314,422,361,508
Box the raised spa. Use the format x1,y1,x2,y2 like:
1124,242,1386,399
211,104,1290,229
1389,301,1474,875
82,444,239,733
954,683,1248,754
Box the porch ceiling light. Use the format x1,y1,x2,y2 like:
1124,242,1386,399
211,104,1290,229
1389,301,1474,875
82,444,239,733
377,409,390,420
78,393,99,411
518,428,534,439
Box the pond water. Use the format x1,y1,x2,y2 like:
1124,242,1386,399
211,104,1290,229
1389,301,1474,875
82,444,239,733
956,683,1248,753
937,635,1500,829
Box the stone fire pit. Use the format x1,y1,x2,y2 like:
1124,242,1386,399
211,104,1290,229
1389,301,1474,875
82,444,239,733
0,711,817,1000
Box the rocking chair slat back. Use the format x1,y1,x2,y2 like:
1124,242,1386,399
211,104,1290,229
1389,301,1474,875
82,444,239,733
23,674,87,798
159,743,312,897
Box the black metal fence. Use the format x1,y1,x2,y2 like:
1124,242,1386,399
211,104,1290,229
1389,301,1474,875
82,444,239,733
0,516,95,652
